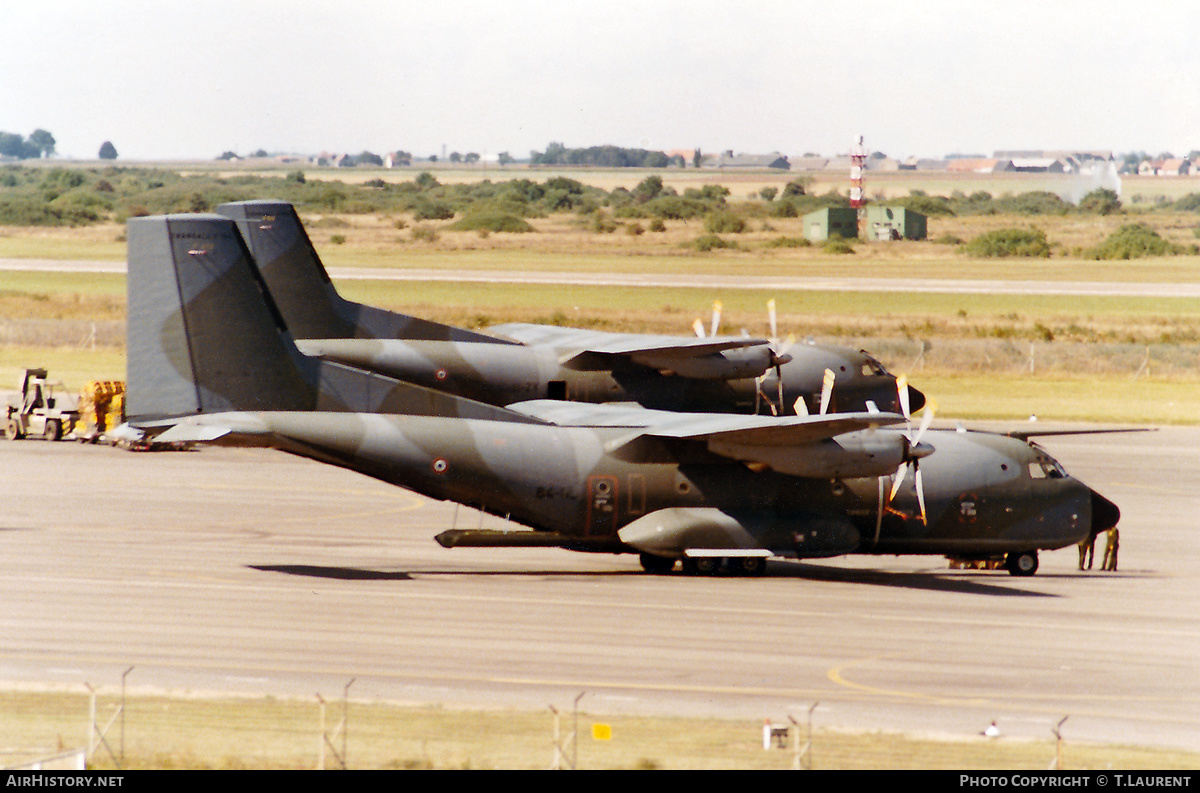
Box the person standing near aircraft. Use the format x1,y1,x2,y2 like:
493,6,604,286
1101,527,1119,571
1078,533,1096,570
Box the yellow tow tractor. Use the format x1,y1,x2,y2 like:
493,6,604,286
4,368,81,441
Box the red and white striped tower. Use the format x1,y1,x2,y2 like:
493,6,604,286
849,135,866,236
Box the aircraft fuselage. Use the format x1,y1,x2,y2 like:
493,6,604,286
239,412,1111,562
297,338,914,416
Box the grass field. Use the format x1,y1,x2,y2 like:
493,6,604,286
5,690,1196,770
2,247,1199,425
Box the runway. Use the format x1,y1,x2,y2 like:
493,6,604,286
2,426,1197,751
2,257,1198,298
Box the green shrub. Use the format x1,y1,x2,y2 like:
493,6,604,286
704,210,747,234
764,236,810,248
782,178,809,197
446,212,534,233
1086,223,1190,259
591,212,617,234
1078,188,1121,215
0,196,79,225
991,191,1070,216
691,234,739,252
411,225,439,242
410,197,454,221
898,191,955,217
821,238,856,255
769,200,799,218
1173,193,1200,212
616,194,709,220
963,227,1051,258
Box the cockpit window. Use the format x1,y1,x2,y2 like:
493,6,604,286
858,353,887,377
1029,456,1067,479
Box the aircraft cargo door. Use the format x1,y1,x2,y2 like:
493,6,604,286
586,476,619,537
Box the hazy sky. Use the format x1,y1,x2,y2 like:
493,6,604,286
5,1,1198,162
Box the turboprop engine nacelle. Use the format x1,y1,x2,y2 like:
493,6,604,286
708,430,928,480
630,345,777,380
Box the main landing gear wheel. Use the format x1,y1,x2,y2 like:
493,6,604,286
681,556,721,576
726,557,767,576
1005,550,1039,577
639,553,676,575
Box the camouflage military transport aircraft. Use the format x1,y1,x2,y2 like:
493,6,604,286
125,214,1120,576
214,200,924,417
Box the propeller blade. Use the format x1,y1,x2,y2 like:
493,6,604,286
692,318,706,338
889,463,910,502
915,465,927,525
887,396,936,520
710,300,723,338
767,299,778,344
913,399,936,446
794,396,808,416
897,374,910,419
819,368,835,415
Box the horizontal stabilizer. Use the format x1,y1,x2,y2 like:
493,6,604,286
435,529,579,548
149,412,271,445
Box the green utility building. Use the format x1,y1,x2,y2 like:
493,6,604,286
864,206,927,240
802,207,859,241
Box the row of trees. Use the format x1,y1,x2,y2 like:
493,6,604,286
1,129,117,161
215,144,693,168
1119,151,1200,173
0,129,56,160
217,149,485,167
1,162,1197,230
530,142,685,168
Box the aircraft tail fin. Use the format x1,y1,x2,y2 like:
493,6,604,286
125,214,537,427
126,213,320,422
215,200,506,343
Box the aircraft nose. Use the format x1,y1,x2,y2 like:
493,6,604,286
1091,490,1120,533
905,383,926,413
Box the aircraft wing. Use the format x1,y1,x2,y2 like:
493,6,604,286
509,399,898,442
508,400,910,479
1004,427,1155,440
489,322,776,380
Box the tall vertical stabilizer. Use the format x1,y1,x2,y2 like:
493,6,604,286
125,213,541,426
126,214,319,422
216,200,507,343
